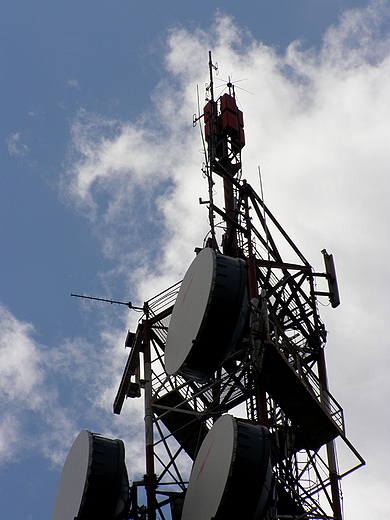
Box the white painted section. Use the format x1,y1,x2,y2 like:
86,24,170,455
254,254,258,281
182,415,236,520
51,430,91,520
165,248,215,375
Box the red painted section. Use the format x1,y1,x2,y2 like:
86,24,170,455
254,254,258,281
196,438,215,482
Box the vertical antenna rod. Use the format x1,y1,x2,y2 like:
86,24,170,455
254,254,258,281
205,51,218,248
208,50,215,103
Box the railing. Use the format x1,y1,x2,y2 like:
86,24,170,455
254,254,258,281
147,280,181,317
274,338,345,435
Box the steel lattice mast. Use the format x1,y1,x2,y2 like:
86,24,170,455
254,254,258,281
114,53,364,520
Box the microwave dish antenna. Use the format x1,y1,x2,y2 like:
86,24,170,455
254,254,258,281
182,414,272,520
165,247,249,381
51,430,129,520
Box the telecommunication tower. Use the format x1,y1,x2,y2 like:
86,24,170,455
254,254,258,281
52,53,364,520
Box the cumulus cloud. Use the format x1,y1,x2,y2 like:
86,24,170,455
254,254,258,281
51,1,390,515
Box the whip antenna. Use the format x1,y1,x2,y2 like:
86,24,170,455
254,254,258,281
71,293,144,311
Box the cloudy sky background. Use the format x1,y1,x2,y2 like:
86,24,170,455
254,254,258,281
1,1,389,518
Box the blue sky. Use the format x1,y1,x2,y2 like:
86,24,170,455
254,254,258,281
1,1,389,518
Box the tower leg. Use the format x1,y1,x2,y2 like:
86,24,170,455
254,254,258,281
318,350,343,520
143,321,157,520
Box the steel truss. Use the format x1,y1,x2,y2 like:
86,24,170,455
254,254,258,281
114,54,364,520
115,232,364,519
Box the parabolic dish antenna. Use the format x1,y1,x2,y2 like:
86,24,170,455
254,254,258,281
165,248,249,381
182,414,272,520
51,430,129,520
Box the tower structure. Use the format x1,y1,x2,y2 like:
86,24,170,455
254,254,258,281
113,53,364,520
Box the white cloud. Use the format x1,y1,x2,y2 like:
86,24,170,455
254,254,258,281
0,304,45,463
0,305,58,461
54,2,390,515
0,302,144,473
6,132,28,157
67,78,79,88
321,0,390,66
0,415,21,464
0,304,44,407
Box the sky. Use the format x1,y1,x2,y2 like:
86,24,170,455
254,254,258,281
1,0,389,518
